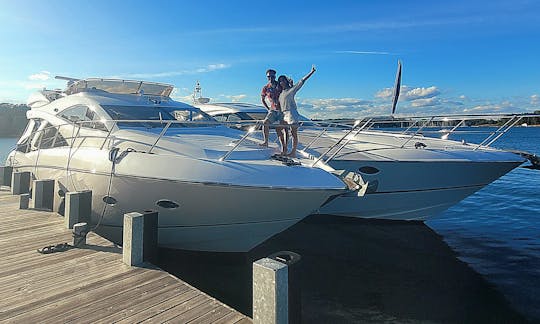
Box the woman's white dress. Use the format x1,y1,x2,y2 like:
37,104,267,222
279,79,304,124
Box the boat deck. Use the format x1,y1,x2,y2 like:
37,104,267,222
0,187,251,323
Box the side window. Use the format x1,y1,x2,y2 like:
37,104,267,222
39,124,68,149
29,120,45,151
16,119,39,152
59,105,107,131
60,105,91,123
213,115,227,122
226,114,242,122
174,110,191,121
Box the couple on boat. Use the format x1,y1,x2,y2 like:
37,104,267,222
260,65,316,158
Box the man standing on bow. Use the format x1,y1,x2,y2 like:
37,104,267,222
260,68,286,155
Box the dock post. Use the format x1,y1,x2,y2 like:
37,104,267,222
73,222,88,247
253,251,302,324
65,190,92,229
253,258,289,324
31,179,55,210
123,210,158,266
19,193,30,209
0,166,12,187
11,171,31,195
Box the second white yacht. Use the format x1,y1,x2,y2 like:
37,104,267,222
194,101,530,221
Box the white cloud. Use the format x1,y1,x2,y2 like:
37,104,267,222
23,82,46,90
228,94,247,102
334,50,393,55
299,98,389,119
531,94,539,106
120,63,231,79
375,85,440,101
207,64,230,71
375,88,394,99
28,71,51,81
169,88,195,103
403,86,440,100
293,87,538,119
410,97,439,107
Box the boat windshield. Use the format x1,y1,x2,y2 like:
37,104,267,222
101,105,216,128
213,112,267,123
66,79,173,97
244,112,267,120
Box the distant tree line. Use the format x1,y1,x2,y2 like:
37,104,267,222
316,110,540,127
466,110,540,126
0,103,538,139
0,103,29,137
525,110,540,125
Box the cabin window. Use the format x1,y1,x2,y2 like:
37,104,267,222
59,105,107,131
16,119,40,152
28,120,47,151
38,124,68,149
102,105,215,128
213,115,227,122
17,119,69,151
245,112,267,121
225,114,243,122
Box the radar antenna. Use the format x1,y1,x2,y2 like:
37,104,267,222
193,81,210,104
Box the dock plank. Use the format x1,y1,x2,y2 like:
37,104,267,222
188,306,233,324
0,268,147,321
0,189,251,323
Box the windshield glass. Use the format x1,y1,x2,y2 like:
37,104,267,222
67,79,173,96
101,105,216,128
244,112,267,120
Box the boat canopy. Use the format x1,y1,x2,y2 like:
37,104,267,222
65,78,174,97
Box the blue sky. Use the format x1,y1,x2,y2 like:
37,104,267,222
0,0,539,118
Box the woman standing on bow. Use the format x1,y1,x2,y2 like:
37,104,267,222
278,65,316,157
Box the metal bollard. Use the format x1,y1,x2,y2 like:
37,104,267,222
253,257,289,324
268,251,302,324
0,166,12,187
122,210,158,266
19,193,30,209
73,222,88,247
65,190,92,229
11,171,31,195
253,251,302,324
31,179,55,210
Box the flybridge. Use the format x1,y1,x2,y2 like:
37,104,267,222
56,76,174,97
26,76,176,109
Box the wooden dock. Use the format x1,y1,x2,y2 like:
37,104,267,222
0,187,251,323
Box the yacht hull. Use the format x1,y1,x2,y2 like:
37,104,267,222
93,174,335,252
9,150,342,252
319,159,523,220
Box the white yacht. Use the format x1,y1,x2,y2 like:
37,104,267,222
5,78,348,252
194,101,532,221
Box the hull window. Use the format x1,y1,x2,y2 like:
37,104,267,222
156,199,180,209
358,166,380,175
102,196,117,205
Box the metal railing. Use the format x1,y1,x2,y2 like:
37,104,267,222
7,112,540,171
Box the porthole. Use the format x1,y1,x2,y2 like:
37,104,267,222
102,196,117,205
156,199,180,209
358,166,380,175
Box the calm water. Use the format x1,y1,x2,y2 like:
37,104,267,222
0,138,17,163
426,127,540,321
1,127,539,320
